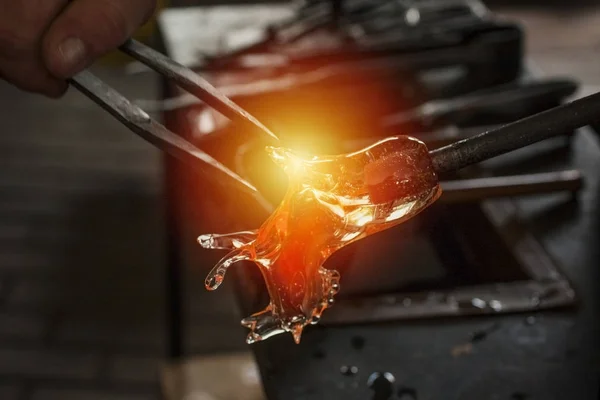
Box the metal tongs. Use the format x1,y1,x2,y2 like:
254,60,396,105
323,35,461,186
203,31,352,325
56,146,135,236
72,39,600,191
69,39,279,196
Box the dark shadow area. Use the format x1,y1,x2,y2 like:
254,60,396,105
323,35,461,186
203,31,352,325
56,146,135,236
47,190,167,351
0,64,249,398
486,0,599,9
525,197,581,237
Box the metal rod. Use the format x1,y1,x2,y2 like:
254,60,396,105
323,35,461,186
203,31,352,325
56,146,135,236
430,91,600,173
439,170,582,203
382,79,578,128
69,70,258,196
119,39,279,143
342,125,503,151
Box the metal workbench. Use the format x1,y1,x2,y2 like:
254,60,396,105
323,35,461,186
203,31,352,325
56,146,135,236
156,4,600,399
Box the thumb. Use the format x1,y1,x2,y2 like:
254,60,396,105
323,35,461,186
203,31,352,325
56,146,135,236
42,0,156,79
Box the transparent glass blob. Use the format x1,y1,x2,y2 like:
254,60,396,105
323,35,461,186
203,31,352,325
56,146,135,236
198,135,442,344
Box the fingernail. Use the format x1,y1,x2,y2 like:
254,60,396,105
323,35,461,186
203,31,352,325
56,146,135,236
58,37,86,73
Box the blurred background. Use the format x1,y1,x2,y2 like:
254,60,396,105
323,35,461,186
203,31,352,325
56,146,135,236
0,1,599,400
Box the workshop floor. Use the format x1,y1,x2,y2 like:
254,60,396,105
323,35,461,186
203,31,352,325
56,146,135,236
0,4,598,400
0,66,246,400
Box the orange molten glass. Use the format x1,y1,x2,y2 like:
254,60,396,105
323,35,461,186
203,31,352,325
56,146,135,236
198,135,442,344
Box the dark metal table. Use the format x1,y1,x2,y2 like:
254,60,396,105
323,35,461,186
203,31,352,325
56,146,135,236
156,4,600,399
247,129,600,399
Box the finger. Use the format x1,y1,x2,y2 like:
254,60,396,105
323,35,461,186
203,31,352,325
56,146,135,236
0,0,69,96
0,46,68,97
42,0,156,79
0,61,67,97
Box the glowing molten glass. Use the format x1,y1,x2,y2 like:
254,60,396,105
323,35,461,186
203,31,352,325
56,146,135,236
198,135,441,344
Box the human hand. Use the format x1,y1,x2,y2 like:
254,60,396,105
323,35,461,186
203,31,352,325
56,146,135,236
0,0,156,97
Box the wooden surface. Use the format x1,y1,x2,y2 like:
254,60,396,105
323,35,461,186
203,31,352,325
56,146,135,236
0,64,245,400
161,352,266,400
0,68,166,400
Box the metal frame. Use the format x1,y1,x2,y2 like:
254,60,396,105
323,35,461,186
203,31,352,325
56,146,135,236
154,1,584,359
228,138,578,324
320,199,577,324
